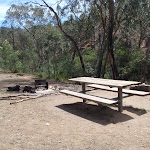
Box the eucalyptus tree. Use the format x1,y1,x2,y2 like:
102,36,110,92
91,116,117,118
41,0,89,75
113,0,150,81
93,0,150,80
2,0,149,80
94,0,121,79
5,3,52,71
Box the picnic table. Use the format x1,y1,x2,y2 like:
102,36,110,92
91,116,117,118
60,77,149,112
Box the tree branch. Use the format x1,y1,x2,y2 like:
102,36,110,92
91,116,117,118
114,15,128,35
42,0,86,74
115,1,121,21
94,0,106,34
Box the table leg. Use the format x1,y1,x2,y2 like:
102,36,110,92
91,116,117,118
118,87,123,112
82,83,86,102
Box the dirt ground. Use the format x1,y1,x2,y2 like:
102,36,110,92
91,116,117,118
0,70,150,150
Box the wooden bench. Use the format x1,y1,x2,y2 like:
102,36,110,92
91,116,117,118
60,90,118,105
87,84,150,96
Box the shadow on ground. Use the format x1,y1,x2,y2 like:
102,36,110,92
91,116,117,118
57,102,147,125
123,106,147,115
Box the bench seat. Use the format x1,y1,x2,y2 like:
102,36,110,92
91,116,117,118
87,84,150,96
60,90,117,105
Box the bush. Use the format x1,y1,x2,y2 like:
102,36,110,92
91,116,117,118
0,40,23,73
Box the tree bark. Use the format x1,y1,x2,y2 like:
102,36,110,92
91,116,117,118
108,0,119,79
95,33,106,77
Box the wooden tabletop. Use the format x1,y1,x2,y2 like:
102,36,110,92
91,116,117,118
69,77,141,88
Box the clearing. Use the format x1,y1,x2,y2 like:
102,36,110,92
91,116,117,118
0,70,150,150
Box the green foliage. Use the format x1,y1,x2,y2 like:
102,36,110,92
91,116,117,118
116,48,146,81
83,47,97,76
0,0,149,82
0,40,23,73
115,43,131,69
35,72,48,79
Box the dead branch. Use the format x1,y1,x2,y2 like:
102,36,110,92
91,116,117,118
0,93,39,100
10,94,42,105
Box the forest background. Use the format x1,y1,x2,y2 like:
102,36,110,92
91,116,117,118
0,0,150,83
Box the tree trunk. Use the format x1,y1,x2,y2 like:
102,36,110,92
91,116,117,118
95,33,106,77
42,0,86,75
102,50,109,78
36,40,44,70
141,37,150,82
96,49,105,77
11,25,15,50
108,0,119,79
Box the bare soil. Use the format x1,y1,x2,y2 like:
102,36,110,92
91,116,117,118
0,70,150,150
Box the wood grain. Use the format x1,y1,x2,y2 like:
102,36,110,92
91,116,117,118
69,77,141,88
60,90,117,105
87,84,150,96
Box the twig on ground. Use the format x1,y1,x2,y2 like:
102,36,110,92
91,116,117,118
10,94,43,105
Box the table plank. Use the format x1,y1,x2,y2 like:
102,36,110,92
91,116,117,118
69,77,141,88
87,84,150,96
60,90,118,105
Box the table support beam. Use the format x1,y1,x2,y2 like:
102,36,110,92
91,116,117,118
82,83,86,102
118,88,123,112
